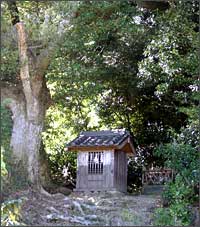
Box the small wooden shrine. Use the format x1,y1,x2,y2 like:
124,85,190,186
66,129,136,192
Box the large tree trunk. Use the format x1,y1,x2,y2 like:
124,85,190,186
13,22,49,187
11,106,49,186
5,1,66,189
2,82,51,188
3,0,73,191
2,21,52,188
11,111,43,185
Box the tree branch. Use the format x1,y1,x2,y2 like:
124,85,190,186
35,43,57,76
15,22,33,100
35,17,71,76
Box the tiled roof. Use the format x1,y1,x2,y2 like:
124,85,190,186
67,129,131,147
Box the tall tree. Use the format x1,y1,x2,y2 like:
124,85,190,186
1,1,77,187
47,0,198,167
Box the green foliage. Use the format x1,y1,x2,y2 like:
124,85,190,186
1,104,26,225
42,106,78,186
1,198,25,226
155,142,199,186
153,125,199,225
137,2,198,144
42,106,81,186
1,147,26,226
1,103,12,148
2,0,198,197
154,176,193,226
1,1,78,82
1,0,81,190
154,204,192,226
163,175,194,205
49,0,198,153
45,1,146,188
127,154,144,193
42,106,74,154
183,123,199,148
1,48,19,81
1,147,9,192
44,0,198,190
49,150,77,187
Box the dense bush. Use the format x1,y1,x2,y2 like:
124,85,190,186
154,175,194,226
1,198,25,226
127,151,144,193
48,150,77,188
1,147,25,226
155,142,199,187
153,136,199,225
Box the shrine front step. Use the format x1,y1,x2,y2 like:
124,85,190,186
142,185,164,195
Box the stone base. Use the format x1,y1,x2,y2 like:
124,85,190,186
142,184,164,195
73,187,126,193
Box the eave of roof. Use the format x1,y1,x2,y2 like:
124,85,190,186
65,130,136,154
66,137,136,155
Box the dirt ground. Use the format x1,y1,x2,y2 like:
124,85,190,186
12,188,162,226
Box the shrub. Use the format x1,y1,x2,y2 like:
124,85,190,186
1,198,26,226
48,150,77,187
154,204,192,226
153,140,199,226
1,147,26,226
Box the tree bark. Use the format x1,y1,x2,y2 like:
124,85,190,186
4,1,71,190
1,82,50,188
14,22,48,187
11,107,43,185
1,21,52,188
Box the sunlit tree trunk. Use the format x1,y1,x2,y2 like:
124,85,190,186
2,82,51,188
2,21,52,187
